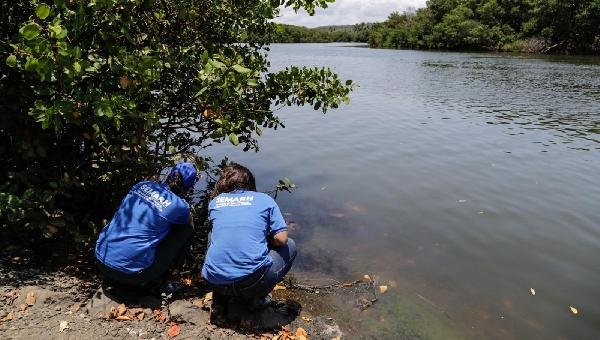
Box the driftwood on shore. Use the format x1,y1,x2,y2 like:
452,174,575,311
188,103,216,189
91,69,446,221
542,40,567,54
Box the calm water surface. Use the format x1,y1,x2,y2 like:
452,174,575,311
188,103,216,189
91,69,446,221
205,43,600,339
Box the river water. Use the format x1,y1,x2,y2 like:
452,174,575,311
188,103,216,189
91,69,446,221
204,43,600,339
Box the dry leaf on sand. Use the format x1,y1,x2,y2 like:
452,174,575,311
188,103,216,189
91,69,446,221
167,323,181,338
296,327,308,338
274,284,287,291
379,285,389,294
59,320,69,332
129,308,144,320
25,292,36,306
4,311,13,321
153,310,168,323
116,304,127,317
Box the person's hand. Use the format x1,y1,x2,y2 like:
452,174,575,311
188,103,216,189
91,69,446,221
269,230,288,247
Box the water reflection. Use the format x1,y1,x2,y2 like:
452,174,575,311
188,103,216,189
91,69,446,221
421,55,600,150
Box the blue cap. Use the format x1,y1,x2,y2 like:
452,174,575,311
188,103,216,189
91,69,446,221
168,162,198,189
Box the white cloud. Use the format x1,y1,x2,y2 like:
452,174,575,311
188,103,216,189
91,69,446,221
274,0,427,27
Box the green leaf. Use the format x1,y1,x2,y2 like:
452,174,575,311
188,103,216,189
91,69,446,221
72,46,82,58
213,128,224,138
6,55,17,67
255,127,262,136
57,41,69,56
24,57,39,71
36,4,51,19
195,87,208,97
73,61,81,73
35,58,52,81
247,79,259,87
277,176,297,192
228,133,239,145
232,64,252,74
49,24,67,39
96,102,114,118
208,59,226,70
20,23,41,40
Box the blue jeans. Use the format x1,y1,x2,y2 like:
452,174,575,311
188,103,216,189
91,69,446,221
210,238,297,300
97,223,193,288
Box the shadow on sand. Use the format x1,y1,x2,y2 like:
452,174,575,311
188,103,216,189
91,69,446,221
85,282,301,332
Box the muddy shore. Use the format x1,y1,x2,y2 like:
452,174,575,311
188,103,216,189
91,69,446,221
0,249,355,339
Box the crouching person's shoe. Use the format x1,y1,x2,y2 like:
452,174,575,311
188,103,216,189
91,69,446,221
209,292,229,325
210,303,227,325
249,295,274,311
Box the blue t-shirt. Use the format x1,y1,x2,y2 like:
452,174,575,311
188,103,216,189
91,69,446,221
95,181,190,273
201,190,287,285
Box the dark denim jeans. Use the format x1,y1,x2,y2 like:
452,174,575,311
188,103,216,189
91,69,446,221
96,223,194,288
210,238,297,300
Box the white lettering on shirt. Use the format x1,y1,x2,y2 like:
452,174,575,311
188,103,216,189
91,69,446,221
215,195,254,208
134,184,172,211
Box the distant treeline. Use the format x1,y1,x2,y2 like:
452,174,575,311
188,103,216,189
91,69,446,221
272,23,371,43
369,0,600,53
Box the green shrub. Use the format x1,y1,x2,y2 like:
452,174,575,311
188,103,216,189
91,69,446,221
0,0,352,244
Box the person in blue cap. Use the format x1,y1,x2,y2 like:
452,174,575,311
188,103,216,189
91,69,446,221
202,163,297,313
95,162,199,291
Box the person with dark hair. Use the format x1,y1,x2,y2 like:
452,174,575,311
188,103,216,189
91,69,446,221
95,162,199,292
202,163,297,312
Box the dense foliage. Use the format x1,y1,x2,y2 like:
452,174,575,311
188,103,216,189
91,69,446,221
369,0,600,53
0,0,352,244
272,23,371,43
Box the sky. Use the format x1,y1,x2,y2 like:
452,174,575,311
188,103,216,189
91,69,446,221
274,0,428,28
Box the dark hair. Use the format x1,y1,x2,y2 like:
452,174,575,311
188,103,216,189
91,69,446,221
166,172,188,197
211,163,256,198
